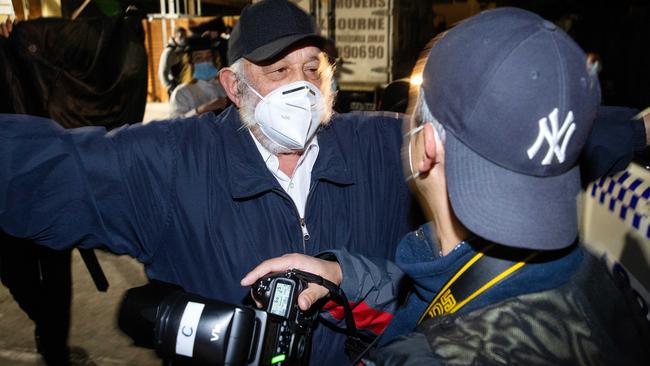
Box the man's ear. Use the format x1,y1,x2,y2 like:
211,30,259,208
219,68,241,107
418,123,439,174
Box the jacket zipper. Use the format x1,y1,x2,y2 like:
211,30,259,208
273,188,311,253
300,217,310,242
299,179,319,253
274,180,318,253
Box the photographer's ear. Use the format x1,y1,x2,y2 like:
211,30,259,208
416,122,441,175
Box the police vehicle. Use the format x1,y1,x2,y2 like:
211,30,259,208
582,158,650,321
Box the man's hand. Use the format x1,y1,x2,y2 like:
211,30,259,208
0,18,14,38
195,96,229,115
241,253,342,311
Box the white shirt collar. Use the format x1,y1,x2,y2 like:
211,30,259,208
250,130,320,218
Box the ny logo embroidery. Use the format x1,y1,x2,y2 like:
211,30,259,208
527,108,576,165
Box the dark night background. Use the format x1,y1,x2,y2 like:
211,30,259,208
64,0,649,110
502,0,649,109
396,0,650,110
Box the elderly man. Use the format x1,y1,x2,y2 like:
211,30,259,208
242,7,650,365
0,0,412,364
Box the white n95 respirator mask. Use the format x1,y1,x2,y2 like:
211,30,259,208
246,80,324,150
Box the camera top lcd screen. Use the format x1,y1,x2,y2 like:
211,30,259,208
270,282,292,317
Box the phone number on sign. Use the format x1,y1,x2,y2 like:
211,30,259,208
338,45,385,60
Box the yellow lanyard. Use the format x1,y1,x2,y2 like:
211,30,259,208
418,244,539,324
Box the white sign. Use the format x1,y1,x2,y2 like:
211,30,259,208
334,0,391,87
0,0,15,18
258,0,392,89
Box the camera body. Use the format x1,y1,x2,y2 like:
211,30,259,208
252,270,317,365
119,271,316,366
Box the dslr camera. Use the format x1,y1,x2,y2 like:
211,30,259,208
119,270,317,365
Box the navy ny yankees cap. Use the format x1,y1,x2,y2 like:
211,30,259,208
421,7,601,250
228,0,329,65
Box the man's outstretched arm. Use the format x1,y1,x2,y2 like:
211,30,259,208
0,114,174,261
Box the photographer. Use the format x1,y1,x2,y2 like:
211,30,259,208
242,8,650,365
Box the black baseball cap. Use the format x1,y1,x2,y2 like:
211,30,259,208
181,36,218,53
421,8,601,250
228,0,329,65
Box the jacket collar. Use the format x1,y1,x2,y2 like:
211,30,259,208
219,108,354,199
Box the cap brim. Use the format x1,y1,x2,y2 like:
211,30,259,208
244,34,330,64
181,45,220,53
445,132,580,250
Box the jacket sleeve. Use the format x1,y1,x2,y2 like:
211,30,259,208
319,249,405,336
580,106,646,186
0,114,176,262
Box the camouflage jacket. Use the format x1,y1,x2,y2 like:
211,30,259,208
367,251,650,365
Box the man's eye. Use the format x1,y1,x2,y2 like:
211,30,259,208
305,68,321,79
273,68,287,75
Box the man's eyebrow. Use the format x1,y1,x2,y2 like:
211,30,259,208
306,54,320,62
303,57,321,67
260,61,289,72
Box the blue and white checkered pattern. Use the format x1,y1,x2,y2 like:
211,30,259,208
590,171,650,239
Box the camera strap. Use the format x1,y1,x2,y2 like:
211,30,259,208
288,269,377,365
417,243,539,324
286,268,358,336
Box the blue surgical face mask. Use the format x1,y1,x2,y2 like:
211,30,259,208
192,62,218,81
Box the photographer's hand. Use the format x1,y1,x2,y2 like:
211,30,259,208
241,253,342,311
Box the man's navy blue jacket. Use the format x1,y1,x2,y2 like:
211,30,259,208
0,106,414,364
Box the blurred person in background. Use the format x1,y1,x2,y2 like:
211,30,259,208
193,16,230,67
158,27,187,97
168,35,229,118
